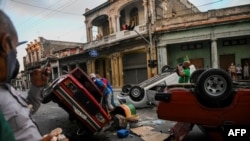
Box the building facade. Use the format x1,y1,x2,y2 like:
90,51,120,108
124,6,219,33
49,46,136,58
22,0,250,89
23,37,85,88
82,0,198,88
156,4,250,72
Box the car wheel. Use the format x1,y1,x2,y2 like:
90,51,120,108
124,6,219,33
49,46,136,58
122,84,132,93
195,69,233,107
129,86,145,102
190,69,206,83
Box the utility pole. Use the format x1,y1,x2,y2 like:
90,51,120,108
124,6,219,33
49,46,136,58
123,0,156,74
147,0,155,76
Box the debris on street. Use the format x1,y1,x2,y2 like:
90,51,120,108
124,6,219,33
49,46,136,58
130,126,170,141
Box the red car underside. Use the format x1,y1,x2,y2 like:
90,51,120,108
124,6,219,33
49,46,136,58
156,87,250,141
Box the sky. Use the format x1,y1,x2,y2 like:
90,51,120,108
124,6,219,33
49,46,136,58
0,0,250,71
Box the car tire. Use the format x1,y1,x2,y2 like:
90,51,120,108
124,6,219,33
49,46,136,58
190,69,206,83
129,86,145,102
122,84,132,93
195,69,233,107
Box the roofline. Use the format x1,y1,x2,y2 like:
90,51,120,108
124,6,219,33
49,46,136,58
83,1,114,16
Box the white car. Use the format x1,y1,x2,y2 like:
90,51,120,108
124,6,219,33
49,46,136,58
117,65,196,108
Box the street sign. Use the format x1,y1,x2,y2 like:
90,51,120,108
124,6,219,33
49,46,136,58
89,49,99,57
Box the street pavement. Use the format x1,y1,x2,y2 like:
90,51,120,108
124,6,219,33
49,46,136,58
18,89,207,141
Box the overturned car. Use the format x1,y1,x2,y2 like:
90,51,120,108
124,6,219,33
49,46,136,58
117,65,196,108
155,68,250,141
41,67,139,136
41,68,112,133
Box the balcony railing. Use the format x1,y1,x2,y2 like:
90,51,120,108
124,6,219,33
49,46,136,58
84,24,148,50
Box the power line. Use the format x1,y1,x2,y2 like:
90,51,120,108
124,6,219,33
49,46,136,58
195,0,223,8
27,0,78,28
58,26,84,38
15,0,62,28
27,0,84,42
162,0,224,15
14,0,80,32
10,0,81,16
10,0,85,43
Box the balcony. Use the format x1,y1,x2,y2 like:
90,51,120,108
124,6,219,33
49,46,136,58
25,62,42,70
84,24,148,50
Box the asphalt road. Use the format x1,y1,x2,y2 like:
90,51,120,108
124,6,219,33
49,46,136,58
19,89,207,141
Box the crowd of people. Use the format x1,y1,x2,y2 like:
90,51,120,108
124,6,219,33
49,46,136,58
228,62,249,81
176,58,250,82
243,62,249,80
176,60,250,83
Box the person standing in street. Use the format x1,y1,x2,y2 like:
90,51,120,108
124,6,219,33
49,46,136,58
243,62,249,80
90,73,114,111
236,64,242,80
177,61,191,83
0,10,68,141
21,83,25,91
96,74,117,107
228,62,236,81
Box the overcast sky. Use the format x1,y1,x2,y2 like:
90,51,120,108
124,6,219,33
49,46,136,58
0,0,249,71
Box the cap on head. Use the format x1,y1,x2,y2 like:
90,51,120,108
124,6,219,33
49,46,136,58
90,73,96,78
183,61,190,68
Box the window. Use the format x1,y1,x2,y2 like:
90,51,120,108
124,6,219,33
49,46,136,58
130,7,139,26
181,43,203,50
120,10,126,31
223,38,247,46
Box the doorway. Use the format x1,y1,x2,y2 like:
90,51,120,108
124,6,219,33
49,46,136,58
190,58,204,69
241,58,250,79
219,54,235,71
241,58,250,67
95,58,112,84
123,52,147,84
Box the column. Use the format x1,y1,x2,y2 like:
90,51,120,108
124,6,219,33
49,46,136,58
85,20,90,42
157,45,167,73
89,25,93,41
112,16,116,33
115,15,120,32
109,16,115,34
143,0,148,23
37,50,40,62
85,20,89,41
118,54,123,87
57,65,60,76
111,53,121,88
211,38,218,68
86,60,95,74
149,0,154,24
